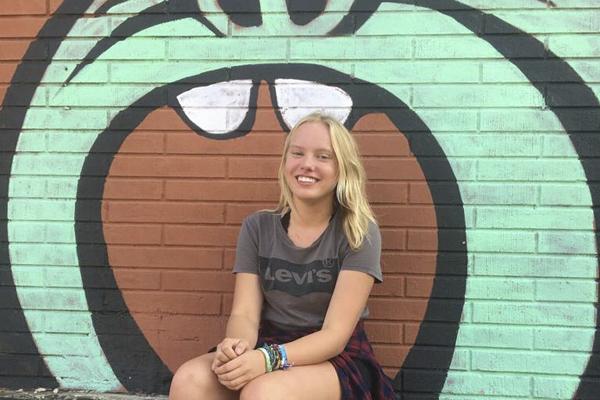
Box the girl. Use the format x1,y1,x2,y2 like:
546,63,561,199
168,113,395,400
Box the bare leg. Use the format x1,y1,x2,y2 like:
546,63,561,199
239,361,341,400
169,353,238,400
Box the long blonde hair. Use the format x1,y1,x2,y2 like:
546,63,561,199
274,112,375,250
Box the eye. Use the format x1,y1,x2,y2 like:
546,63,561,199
274,79,352,129
176,80,254,137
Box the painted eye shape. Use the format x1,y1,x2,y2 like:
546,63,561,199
176,79,253,135
274,79,353,129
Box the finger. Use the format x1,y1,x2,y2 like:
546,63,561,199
234,341,248,355
222,345,238,360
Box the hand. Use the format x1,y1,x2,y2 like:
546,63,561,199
214,349,266,391
211,338,250,370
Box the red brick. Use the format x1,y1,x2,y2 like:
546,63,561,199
165,180,280,202
373,205,437,228
109,155,226,177
253,108,287,131
131,312,162,331
380,229,406,250
372,344,408,368
137,107,190,131
161,271,234,292
0,40,40,61
223,249,236,270
0,63,17,82
0,85,6,104
0,0,47,15
118,132,164,153
166,132,284,155
367,182,408,205
355,133,410,157
159,315,227,340
49,0,62,15
368,298,427,321
107,201,225,223
123,291,221,315
164,225,240,246
222,293,233,315
225,203,277,224
407,229,438,251
113,269,161,290
103,224,162,244
0,17,46,37
405,276,434,299
227,157,280,179
364,321,403,344
157,339,213,371
381,253,437,275
364,159,425,181
408,183,434,204
108,246,223,269
404,323,420,344
371,276,405,297
103,179,163,200
383,367,398,377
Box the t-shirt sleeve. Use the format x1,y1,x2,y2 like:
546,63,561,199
340,221,383,283
232,215,259,274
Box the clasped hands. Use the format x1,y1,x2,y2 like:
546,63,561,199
211,338,266,391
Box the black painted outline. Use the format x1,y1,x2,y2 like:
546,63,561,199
0,0,98,390
75,63,467,395
67,0,225,84
173,80,260,140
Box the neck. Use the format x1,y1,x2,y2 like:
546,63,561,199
289,198,334,227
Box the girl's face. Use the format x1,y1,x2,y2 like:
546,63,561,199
284,121,339,207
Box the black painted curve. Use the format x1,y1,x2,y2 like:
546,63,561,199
286,0,328,25
75,63,467,395
218,0,262,27
0,0,99,390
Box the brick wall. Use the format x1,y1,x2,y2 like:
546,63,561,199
0,1,599,398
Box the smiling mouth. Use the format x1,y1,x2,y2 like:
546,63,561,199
297,175,318,184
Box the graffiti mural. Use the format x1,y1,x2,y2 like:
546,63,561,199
0,0,598,399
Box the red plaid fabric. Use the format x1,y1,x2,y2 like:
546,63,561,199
258,320,396,400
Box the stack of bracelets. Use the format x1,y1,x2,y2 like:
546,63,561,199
257,343,293,372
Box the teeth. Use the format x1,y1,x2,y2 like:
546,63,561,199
297,176,317,183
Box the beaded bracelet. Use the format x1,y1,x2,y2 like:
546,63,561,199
257,347,272,373
260,343,293,372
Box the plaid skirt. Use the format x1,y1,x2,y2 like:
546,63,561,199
257,320,396,400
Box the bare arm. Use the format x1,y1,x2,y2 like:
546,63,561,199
283,269,374,365
211,272,262,369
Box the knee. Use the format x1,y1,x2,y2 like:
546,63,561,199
240,379,287,400
169,358,215,396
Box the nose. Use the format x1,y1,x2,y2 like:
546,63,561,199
299,154,316,170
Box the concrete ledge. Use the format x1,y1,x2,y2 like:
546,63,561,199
0,390,165,400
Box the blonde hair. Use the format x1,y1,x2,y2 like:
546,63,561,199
274,112,375,250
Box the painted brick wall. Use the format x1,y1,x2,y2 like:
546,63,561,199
1,1,599,399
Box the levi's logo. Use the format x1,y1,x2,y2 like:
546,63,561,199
258,257,339,297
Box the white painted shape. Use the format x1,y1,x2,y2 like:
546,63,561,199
274,79,352,128
177,80,253,134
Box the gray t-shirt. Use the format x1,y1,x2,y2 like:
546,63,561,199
233,210,382,329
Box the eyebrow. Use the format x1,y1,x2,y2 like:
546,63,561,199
289,145,333,153
65,0,224,84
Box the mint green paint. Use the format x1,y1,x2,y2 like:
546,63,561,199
465,277,535,301
7,2,598,396
539,232,598,255
355,61,480,83
536,280,598,302
477,159,587,181
534,328,596,351
10,266,46,287
438,372,530,396
290,37,412,60
104,0,165,15
534,377,582,400
540,184,594,206
473,254,597,278
9,178,47,198
475,207,592,229
454,325,533,349
472,350,591,374
464,230,536,252
473,303,595,327
458,183,537,205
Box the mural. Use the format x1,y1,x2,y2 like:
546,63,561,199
0,0,598,399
